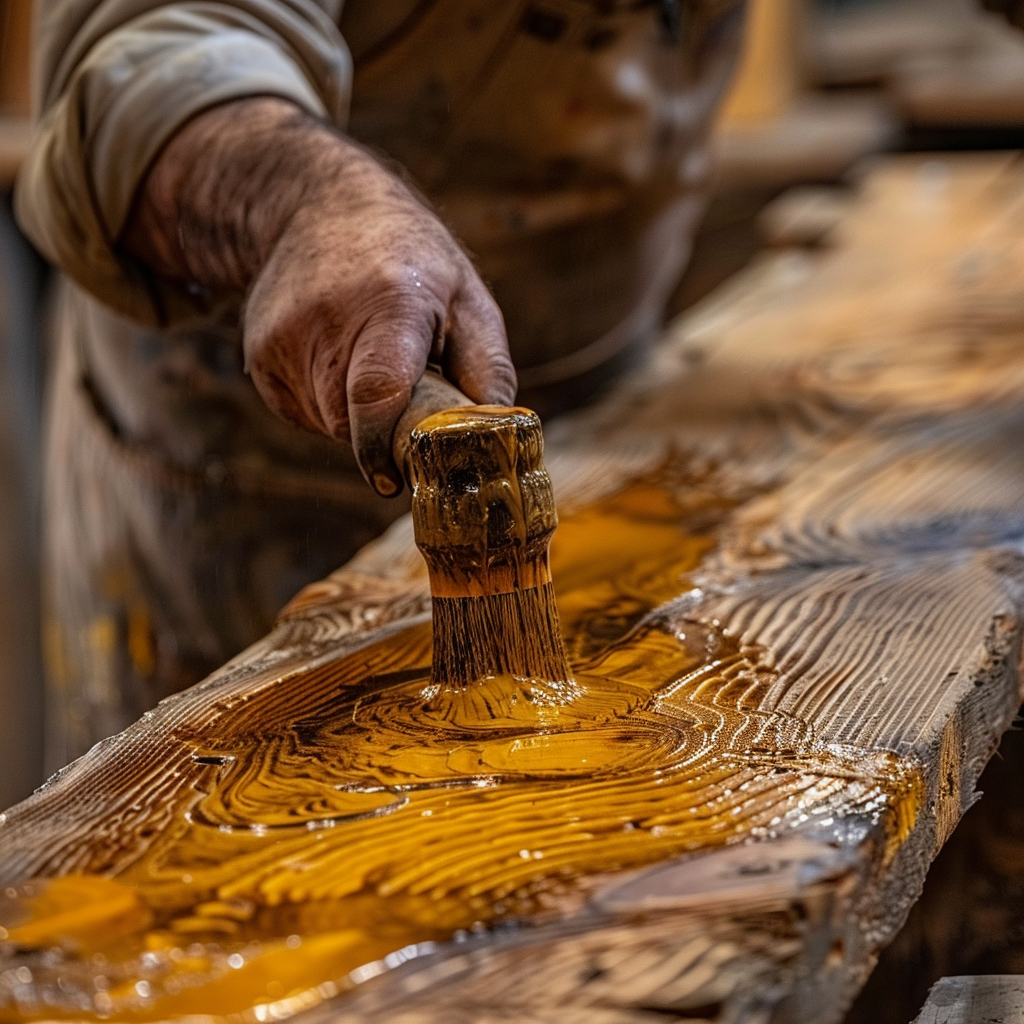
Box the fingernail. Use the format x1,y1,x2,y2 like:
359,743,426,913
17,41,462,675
373,472,400,497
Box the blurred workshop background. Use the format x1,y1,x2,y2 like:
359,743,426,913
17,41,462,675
4,0,1024,809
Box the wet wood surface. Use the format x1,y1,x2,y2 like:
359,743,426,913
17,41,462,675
4,153,1024,1023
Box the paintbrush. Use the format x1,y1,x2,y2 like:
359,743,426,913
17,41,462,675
392,372,573,689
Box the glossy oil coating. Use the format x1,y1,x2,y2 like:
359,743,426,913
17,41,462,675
5,154,1024,1024
0,459,923,1022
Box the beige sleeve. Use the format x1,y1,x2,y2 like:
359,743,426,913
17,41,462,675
14,0,352,325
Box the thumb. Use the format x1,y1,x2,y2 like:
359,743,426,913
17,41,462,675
317,314,431,496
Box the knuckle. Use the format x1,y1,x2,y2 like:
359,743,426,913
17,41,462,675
322,407,352,442
247,343,293,394
310,360,351,436
461,283,506,335
249,312,324,374
367,260,427,301
477,306,507,344
348,365,412,409
252,369,308,428
365,246,461,306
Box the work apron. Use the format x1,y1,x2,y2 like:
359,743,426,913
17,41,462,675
42,0,743,770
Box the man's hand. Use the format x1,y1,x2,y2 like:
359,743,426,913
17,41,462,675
123,98,516,495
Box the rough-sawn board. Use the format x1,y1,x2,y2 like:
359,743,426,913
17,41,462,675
3,154,1024,1023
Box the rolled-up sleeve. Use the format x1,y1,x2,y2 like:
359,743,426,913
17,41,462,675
14,0,352,325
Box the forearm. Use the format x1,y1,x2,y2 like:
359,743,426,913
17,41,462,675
123,97,401,294
16,0,352,326
122,94,514,491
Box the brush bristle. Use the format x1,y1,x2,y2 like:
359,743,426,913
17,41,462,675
430,583,572,687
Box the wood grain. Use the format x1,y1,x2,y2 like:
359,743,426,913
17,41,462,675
4,154,1024,1023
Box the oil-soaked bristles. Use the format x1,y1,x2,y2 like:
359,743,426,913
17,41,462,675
430,583,573,689
403,404,572,689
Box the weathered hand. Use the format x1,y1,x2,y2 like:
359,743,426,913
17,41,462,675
242,133,516,495
124,98,516,494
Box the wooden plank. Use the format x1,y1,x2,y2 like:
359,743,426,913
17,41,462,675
914,977,1024,1024
0,115,30,188
713,0,896,188
811,0,975,87
757,185,855,248
3,154,1024,1024
895,17,1024,127
718,0,805,127
713,92,897,189
811,0,1024,128
845,724,1024,1024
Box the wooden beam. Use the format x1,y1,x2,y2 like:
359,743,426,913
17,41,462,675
718,0,805,127
811,0,975,88
0,114,30,188
811,0,1024,128
713,0,896,187
757,184,855,247
895,15,1024,126
713,92,897,189
0,0,32,115
2,153,1024,1023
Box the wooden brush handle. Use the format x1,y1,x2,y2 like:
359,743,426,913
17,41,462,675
391,368,560,597
392,370,474,484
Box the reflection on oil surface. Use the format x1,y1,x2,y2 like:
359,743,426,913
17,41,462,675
0,477,922,1022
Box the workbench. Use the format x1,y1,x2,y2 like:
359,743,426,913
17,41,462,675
3,152,1024,1024
813,0,1024,130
